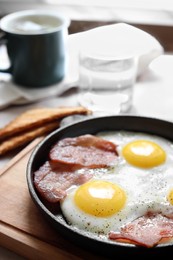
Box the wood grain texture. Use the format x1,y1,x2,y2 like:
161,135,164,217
0,138,106,260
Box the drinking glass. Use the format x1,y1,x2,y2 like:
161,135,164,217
78,49,138,115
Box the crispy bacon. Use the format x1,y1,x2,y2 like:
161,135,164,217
49,134,118,168
34,134,118,203
109,213,173,248
34,161,93,203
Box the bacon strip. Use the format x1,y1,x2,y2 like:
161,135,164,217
109,213,173,248
34,134,118,203
34,161,93,203
49,134,118,168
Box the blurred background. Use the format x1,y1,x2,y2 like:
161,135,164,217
0,0,173,52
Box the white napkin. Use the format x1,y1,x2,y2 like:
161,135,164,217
68,23,163,79
0,22,163,109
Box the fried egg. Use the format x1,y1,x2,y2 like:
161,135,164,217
122,140,166,168
60,131,173,236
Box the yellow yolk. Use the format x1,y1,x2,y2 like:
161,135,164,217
74,180,126,217
122,140,166,168
167,189,173,205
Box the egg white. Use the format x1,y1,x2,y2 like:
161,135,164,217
60,131,173,236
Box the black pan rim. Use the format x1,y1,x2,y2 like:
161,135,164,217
26,115,173,257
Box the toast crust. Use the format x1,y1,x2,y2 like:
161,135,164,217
0,106,91,156
0,106,90,141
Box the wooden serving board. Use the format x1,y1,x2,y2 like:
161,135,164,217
0,139,105,260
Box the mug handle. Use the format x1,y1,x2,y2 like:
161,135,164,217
0,32,11,73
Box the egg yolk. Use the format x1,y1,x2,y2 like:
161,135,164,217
167,189,173,205
74,180,126,217
122,140,166,168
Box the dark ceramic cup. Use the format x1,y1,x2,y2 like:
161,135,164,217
0,10,70,88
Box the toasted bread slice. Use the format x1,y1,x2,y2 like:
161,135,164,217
0,121,60,156
0,106,90,141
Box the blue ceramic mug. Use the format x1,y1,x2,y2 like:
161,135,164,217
0,10,70,88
